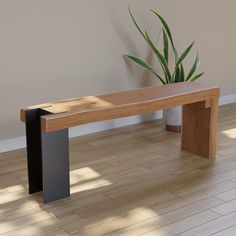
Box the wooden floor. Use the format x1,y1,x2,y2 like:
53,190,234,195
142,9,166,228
1,104,236,236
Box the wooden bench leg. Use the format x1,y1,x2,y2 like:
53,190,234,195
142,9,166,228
41,129,70,203
181,98,218,159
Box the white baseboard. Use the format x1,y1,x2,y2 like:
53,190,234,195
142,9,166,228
0,93,236,154
0,136,26,154
219,93,236,106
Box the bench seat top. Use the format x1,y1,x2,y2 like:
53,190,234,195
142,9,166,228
21,82,220,132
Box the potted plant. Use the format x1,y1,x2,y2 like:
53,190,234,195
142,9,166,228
125,8,204,132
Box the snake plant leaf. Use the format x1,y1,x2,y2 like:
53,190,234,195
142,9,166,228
163,29,169,64
151,10,174,48
180,63,185,82
186,53,200,81
125,55,166,84
128,8,147,42
176,42,195,68
174,66,180,83
151,10,179,63
189,72,204,81
173,47,179,62
172,63,184,83
145,31,171,83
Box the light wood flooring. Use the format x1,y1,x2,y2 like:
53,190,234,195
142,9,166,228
1,103,236,236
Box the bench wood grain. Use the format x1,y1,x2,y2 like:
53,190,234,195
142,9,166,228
21,82,219,133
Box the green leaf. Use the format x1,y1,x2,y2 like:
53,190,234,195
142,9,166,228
128,7,147,42
180,63,185,82
151,9,179,63
145,31,171,83
173,47,179,61
186,53,200,81
176,42,195,68
163,29,169,64
189,72,204,81
173,66,180,83
151,10,174,48
125,55,166,84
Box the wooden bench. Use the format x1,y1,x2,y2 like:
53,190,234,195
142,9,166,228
21,82,220,203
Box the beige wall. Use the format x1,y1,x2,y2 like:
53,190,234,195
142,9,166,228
0,0,236,140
